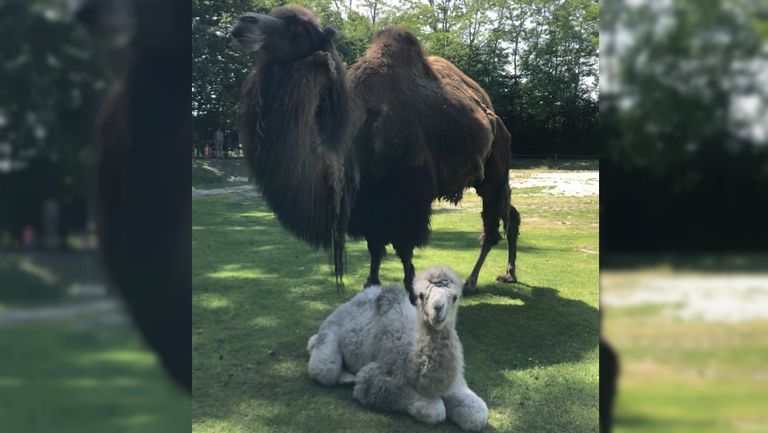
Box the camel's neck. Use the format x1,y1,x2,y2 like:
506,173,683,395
408,325,463,398
239,57,355,261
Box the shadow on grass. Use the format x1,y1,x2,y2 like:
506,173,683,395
461,283,599,370
193,194,598,432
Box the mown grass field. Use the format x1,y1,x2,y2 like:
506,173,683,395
0,253,189,433
192,160,599,432
602,256,768,433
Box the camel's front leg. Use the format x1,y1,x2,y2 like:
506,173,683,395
442,377,488,431
353,362,446,424
364,240,386,287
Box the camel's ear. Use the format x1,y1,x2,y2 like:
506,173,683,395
323,26,337,40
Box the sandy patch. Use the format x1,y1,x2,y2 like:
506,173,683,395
510,171,599,196
602,272,768,322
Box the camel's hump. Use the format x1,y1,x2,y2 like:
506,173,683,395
355,27,435,72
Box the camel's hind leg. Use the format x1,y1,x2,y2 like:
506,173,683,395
496,204,520,283
392,242,417,305
464,180,509,295
307,331,343,386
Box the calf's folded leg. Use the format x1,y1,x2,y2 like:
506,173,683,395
354,362,446,424
307,331,343,386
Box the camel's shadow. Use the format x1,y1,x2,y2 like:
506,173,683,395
460,282,599,371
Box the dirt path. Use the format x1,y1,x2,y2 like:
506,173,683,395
192,185,255,197
0,298,123,326
192,171,600,198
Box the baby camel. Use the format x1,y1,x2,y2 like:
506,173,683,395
307,266,488,431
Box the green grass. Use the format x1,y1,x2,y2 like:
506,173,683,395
192,159,250,189
603,260,768,433
0,253,190,433
192,165,599,432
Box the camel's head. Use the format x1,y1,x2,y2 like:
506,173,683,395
413,266,463,331
230,6,337,64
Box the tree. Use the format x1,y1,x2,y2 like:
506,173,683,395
0,0,112,244
192,0,600,156
601,0,768,250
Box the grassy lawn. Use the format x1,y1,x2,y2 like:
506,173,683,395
0,253,190,433
603,257,768,433
192,162,599,432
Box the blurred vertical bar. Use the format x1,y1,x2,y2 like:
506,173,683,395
601,0,767,431
0,0,191,431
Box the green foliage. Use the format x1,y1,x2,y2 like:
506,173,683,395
0,0,113,240
192,0,599,155
600,0,768,249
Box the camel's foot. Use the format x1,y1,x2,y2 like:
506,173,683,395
496,272,517,284
364,277,380,288
446,394,488,432
462,278,478,296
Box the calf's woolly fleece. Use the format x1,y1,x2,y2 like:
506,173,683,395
307,266,488,431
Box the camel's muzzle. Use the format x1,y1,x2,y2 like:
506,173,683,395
230,13,283,52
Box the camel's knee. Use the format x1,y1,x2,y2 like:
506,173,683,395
307,332,342,386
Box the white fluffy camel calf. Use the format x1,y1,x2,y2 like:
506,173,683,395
307,266,488,431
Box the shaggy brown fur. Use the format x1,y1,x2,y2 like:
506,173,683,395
233,7,520,300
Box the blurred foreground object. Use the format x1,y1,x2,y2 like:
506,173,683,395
74,0,192,391
600,339,618,433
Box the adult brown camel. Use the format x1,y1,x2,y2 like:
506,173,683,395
231,6,520,303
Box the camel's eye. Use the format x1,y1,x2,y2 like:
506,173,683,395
452,295,458,303
418,293,424,301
